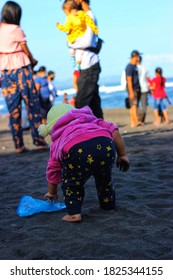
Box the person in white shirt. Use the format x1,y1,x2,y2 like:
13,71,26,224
137,56,149,124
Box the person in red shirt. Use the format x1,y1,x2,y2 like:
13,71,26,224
148,67,169,125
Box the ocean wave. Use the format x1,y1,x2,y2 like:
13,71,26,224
57,82,173,96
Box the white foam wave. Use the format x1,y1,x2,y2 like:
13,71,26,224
57,81,173,96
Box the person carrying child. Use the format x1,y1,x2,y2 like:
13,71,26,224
38,104,129,222
56,0,98,70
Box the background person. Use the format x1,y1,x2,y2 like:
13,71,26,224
57,0,98,71
137,55,149,125
0,1,47,153
147,67,169,126
47,71,57,106
62,92,69,104
67,0,103,119
125,50,141,127
35,66,52,124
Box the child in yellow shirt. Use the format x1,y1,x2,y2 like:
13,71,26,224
56,0,98,70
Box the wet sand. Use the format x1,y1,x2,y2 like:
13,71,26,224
0,106,173,260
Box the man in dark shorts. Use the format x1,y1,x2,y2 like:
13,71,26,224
125,50,141,127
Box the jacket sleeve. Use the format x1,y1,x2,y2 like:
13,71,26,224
57,17,72,33
46,153,62,184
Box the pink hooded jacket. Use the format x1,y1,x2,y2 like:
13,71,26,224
46,106,118,184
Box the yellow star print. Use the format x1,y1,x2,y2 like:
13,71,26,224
68,164,74,169
78,149,83,154
101,161,106,166
103,198,109,203
87,154,94,164
106,146,112,151
66,189,73,196
97,144,102,150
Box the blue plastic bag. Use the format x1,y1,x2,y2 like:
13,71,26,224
17,195,66,217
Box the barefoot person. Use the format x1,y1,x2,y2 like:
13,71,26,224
125,50,141,127
147,67,169,125
0,1,47,153
38,104,129,222
137,56,149,125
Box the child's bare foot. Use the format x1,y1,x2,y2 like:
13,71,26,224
61,214,81,222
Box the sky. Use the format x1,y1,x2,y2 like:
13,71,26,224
0,0,173,85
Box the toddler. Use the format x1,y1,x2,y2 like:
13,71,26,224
38,104,129,222
56,0,98,70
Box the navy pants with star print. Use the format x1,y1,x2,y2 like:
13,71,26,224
61,136,116,215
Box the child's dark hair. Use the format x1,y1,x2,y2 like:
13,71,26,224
1,1,22,25
63,0,90,11
156,67,165,87
62,0,79,11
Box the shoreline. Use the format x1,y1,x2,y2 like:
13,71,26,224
1,105,173,149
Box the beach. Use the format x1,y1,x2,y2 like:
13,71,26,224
0,106,173,260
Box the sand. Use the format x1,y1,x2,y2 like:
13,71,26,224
0,106,173,260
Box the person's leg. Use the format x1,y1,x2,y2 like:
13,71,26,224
140,92,148,123
90,84,104,119
141,92,148,123
153,99,161,125
61,144,91,222
160,99,169,124
76,62,103,119
130,104,139,127
137,89,141,108
75,49,84,70
69,47,76,68
1,69,24,151
72,70,80,93
127,89,140,127
21,66,47,147
61,137,116,221
93,138,116,210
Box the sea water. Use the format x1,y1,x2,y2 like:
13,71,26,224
0,83,173,117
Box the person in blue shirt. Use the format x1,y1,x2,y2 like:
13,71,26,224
125,50,141,127
35,66,52,124
47,71,58,106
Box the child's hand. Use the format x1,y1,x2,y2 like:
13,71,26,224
56,22,59,27
116,155,129,172
44,192,59,202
